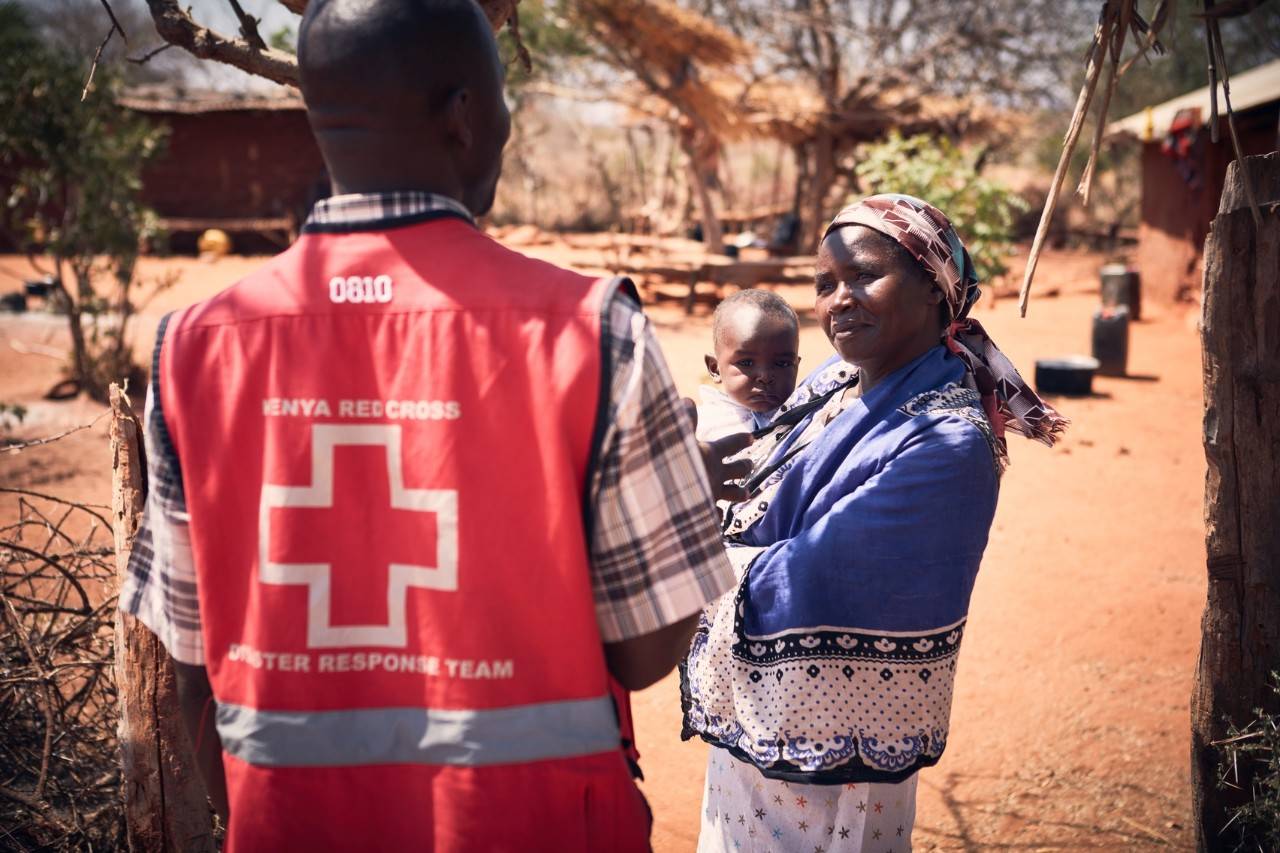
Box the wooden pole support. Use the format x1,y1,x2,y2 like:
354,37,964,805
110,384,215,853
1192,152,1280,852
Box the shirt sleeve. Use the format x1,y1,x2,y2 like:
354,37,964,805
589,293,736,642
119,375,205,666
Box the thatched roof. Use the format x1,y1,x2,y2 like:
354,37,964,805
573,0,750,139
575,0,748,69
620,74,1017,147
732,77,1017,146
118,85,302,114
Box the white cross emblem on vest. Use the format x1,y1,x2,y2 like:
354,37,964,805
258,424,458,649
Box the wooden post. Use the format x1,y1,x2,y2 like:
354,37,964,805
110,384,216,852
1193,152,1280,852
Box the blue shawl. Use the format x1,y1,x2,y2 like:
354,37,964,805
681,345,1000,784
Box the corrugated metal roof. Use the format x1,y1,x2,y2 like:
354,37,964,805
1105,58,1280,141
118,85,304,114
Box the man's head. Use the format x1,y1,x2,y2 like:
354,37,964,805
298,0,511,215
706,290,801,413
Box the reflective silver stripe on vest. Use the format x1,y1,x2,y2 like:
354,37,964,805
216,696,621,768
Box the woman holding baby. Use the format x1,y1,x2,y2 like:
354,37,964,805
684,194,1066,852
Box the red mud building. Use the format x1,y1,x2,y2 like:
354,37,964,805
119,86,326,253
1106,59,1280,305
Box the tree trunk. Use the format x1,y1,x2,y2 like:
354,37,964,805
53,257,94,399
769,139,786,212
681,136,724,255
798,129,836,252
589,144,624,229
65,303,93,396
652,129,676,232
1192,151,1280,852
111,385,216,853
626,127,649,219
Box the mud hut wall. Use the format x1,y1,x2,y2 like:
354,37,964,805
1134,105,1278,305
138,109,326,224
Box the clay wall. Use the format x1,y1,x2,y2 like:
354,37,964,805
1134,104,1278,305
139,109,325,221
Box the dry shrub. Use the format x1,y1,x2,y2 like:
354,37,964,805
0,487,124,850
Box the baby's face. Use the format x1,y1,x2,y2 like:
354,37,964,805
707,309,800,413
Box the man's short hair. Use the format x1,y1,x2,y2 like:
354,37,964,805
299,0,494,118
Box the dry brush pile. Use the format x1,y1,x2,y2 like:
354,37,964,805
0,484,124,850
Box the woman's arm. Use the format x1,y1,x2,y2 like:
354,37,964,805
742,420,1000,634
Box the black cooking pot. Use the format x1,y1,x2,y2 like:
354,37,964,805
1035,356,1100,396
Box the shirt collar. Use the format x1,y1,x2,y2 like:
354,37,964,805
303,191,475,233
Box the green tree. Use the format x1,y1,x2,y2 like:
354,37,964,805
269,25,297,55
0,2,168,401
854,132,1028,285
497,0,589,91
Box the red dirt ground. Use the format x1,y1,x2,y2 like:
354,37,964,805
0,244,1204,850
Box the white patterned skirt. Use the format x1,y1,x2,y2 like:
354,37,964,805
697,750,917,853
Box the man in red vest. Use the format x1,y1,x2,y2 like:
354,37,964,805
120,1,746,849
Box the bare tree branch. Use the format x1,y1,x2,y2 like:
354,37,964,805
1018,2,1115,315
508,5,533,74
96,0,129,43
0,487,112,528
3,410,109,456
225,0,268,52
1206,5,1263,227
143,0,299,87
126,42,174,65
137,0,521,90
82,16,123,101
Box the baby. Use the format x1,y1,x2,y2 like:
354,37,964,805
697,289,800,442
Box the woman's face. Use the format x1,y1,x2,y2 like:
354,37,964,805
815,225,944,380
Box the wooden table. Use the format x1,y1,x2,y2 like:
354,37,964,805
156,216,298,248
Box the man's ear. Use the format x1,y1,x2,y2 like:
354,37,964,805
444,87,473,149
704,354,720,381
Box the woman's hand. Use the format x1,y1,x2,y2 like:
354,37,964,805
700,432,754,502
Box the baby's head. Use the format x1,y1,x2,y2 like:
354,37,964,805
706,290,800,413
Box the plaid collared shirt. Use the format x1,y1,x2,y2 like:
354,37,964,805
121,192,734,664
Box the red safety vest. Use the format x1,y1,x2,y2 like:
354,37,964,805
157,213,650,852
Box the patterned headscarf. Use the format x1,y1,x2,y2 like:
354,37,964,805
824,193,1067,461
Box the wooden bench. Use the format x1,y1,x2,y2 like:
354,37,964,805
678,257,815,313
